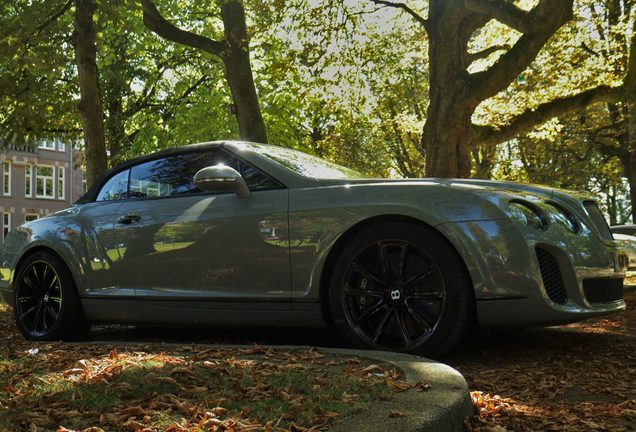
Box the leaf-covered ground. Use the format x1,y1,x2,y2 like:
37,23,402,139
448,289,636,432
0,307,419,432
1,290,634,431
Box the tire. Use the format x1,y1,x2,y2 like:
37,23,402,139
13,251,88,341
328,222,473,358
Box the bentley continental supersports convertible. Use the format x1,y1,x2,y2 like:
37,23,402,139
0,142,627,356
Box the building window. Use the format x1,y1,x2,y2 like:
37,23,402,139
25,214,38,223
3,213,10,240
38,140,55,150
25,164,32,197
35,165,54,198
58,140,66,152
57,167,65,200
3,161,10,196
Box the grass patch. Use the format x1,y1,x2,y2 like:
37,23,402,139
0,324,406,432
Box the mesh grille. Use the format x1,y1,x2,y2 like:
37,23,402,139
583,278,624,303
583,201,614,240
536,247,568,304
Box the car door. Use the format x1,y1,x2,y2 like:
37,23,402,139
110,149,291,304
76,168,131,298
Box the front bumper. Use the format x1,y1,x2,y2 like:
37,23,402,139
438,218,626,328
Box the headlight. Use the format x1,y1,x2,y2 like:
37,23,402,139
546,202,581,234
509,200,548,230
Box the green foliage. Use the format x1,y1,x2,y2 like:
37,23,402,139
0,0,633,209
473,0,635,221
0,0,79,145
96,0,237,163
253,0,426,176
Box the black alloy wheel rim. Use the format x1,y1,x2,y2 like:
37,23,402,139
16,261,63,337
341,240,446,351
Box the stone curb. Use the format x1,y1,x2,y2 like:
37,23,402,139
221,345,474,432
318,348,473,432
69,341,474,431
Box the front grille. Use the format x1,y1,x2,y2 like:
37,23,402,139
583,278,624,303
583,201,614,240
536,247,568,304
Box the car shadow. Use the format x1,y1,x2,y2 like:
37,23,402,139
86,320,633,361
87,323,346,349
443,325,633,363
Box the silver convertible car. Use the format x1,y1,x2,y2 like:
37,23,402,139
0,141,627,356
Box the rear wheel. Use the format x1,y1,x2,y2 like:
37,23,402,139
328,223,472,357
13,251,88,341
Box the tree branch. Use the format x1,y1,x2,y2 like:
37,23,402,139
465,0,531,33
468,0,573,102
34,0,74,36
475,85,624,146
580,41,600,57
368,0,429,32
141,0,226,57
625,16,636,99
466,44,511,63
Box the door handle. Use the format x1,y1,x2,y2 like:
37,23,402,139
117,213,141,225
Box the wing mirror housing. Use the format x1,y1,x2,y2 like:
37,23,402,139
193,165,250,198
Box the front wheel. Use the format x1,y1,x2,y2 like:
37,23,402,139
13,251,88,341
328,223,473,358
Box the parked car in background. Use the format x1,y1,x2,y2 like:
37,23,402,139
0,142,627,357
610,224,636,236
611,226,636,274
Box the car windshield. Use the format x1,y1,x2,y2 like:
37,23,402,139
243,143,368,179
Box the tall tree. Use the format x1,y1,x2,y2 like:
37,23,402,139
74,0,108,186
141,0,268,143
96,0,230,163
487,0,636,220
371,0,634,178
624,10,636,220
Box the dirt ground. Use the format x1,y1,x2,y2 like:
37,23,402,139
446,289,636,431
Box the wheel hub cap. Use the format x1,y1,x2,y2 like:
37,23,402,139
390,289,401,301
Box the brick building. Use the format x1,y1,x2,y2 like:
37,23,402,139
0,139,85,240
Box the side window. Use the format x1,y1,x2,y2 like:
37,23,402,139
236,160,280,191
128,150,281,199
130,152,216,198
96,169,129,201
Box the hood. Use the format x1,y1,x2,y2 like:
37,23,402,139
319,177,586,199
317,177,596,215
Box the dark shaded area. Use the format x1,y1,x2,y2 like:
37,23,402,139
86,322,345,350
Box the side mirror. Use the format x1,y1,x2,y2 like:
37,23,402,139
193,165,250,198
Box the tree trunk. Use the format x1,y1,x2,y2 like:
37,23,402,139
74,0,108,187
222,2,268,144
373,0,633,181
106,94,126,162
471,143,497,179
421,0,481,178
628,165,636,223
141,0,267,144
422,110,475,178
104,36,129,164
625,14,636,222
628,103,636,223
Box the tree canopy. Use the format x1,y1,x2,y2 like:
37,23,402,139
0,0,634,219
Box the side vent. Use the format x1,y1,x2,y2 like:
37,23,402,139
582,201,614,240
535,247,568,304
583,278,624,303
